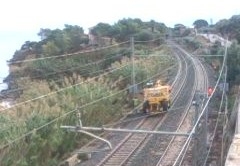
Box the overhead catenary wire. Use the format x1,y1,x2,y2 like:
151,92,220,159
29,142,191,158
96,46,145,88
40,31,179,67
134,37,165,43
2,39,164,86
203,39,228,166
1,58,176,108
1,37,229,163
204,62,228,166
0,89,126,150
8,41,130,64
0,39,176,152
0,67,119,97
173,39,228,166
0,64,130,112
1,40,165,95
0,63,174,149
202,85,225,165
0,57,177,149
1,43,172,98
0,74,132,133
0,62,174,132
220,67,228,166
0,52,130,96
7,39,167,81
11,48,131,77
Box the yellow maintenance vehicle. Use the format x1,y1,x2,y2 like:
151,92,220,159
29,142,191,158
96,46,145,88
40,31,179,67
142,80,171,113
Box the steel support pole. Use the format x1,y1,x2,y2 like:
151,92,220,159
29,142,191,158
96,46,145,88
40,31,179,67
204,104,208,157
131,36,135,97
193,92,200,166
61,126,190,136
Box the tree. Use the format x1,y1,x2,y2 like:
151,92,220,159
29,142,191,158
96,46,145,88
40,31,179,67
155,22,167,34
215,19,230,36
228,15,240,42
63,24,88,51
193,19,208,29
38,25,88,55
90,23,113,37
38,28,52,40
51,29,70,54
173,24,186,36
135,30,153,41
112,18,142,41
215,15,240,42
42,41,60,56
227,41,240,84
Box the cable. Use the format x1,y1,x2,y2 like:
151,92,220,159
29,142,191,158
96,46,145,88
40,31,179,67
1,46,169,97
8,41,130,64
220,66,228,166
173,39,229,166
134,37,164,43
0,88,126,150
0,64,174,149
0,74,132,133
203,66,227,166
3,63,177,151
13,48,130,77
0,67,111,97
0,64,130,112
0,44,132,95
0,53,129,96
203,41,228,166
202,97,224,165
2,42,166,95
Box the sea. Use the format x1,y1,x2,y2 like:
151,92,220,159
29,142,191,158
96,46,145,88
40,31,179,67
0,31,40,91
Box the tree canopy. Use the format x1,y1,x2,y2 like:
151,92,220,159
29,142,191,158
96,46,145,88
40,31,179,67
38,24,88,55
193,19,209,29
215,15,240,42
214,14,240,85
5,18,169,98
90,18,167,41
90,23,114,37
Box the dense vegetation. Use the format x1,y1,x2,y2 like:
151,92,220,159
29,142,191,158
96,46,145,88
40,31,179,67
2,14,240,165
0,18,175,165
214,15,240,85
174,16,240,86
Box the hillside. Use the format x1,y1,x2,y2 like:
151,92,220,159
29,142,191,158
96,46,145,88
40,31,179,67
0,18,176,165
1,15,240,165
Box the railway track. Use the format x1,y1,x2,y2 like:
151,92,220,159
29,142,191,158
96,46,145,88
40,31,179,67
96,115,168,166
177,52,210,166
94,43,190,166
78,43,209,166
77,43,186,166
154,44,209,166
124,43,197,166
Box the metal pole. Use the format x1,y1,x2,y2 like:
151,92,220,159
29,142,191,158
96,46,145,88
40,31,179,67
193,135,197,166
221,65,228,166
202,93,209,161
131,36,135,97
193,106,199,165
77,129,112,150
193,91,200,166
77,109,82,128
61,126,190,136
204,103,208,154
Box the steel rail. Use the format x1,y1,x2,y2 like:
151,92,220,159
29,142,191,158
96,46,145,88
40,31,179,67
94,43,187,166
